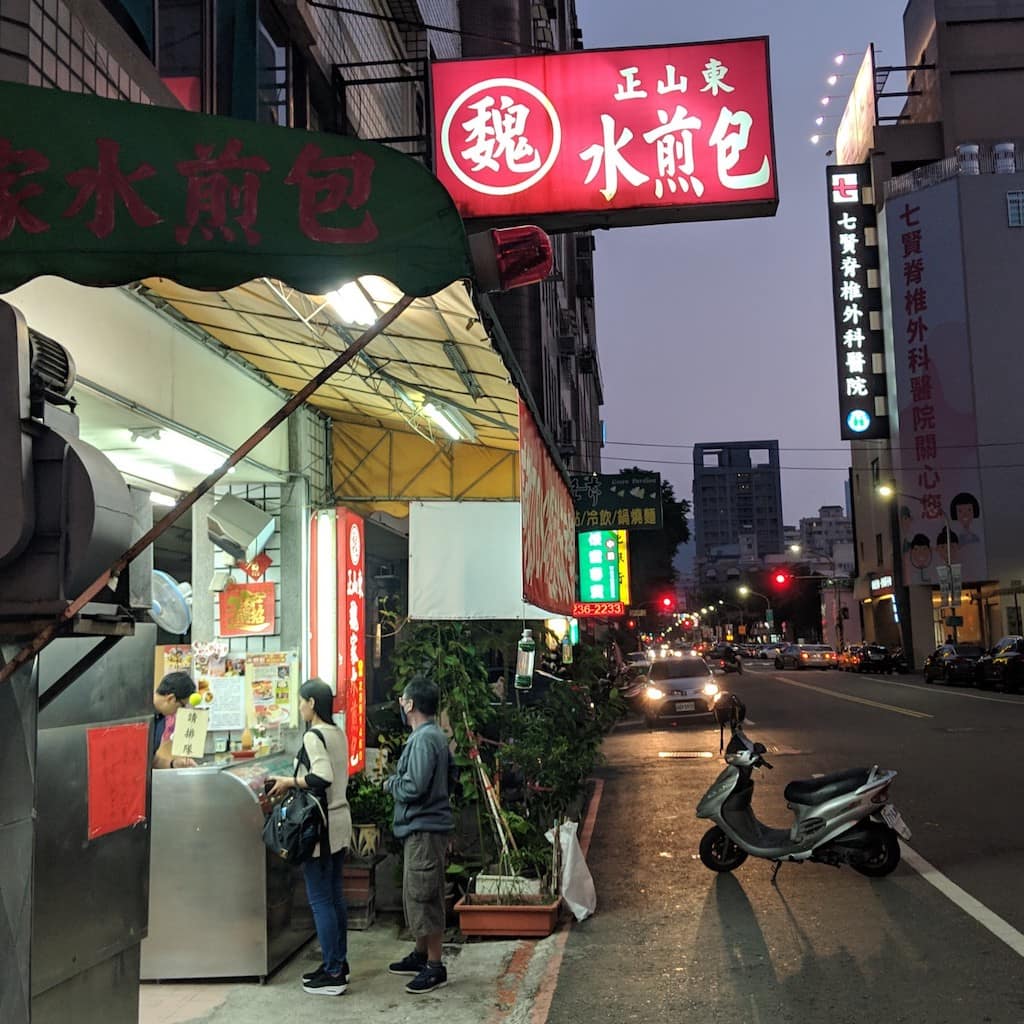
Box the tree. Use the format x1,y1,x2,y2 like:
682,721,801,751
617,468,690,607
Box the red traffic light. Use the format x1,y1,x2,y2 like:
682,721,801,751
772,571,790,586
660,596,675,611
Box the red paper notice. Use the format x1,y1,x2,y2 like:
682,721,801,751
87,723,150,840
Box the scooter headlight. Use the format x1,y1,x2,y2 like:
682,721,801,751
645,685,665,701
703,681,720,697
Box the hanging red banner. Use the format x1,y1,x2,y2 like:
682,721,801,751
519,399,576,614
337,509,366,774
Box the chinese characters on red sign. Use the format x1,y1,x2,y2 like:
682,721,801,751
826,164,889,441
431,39,777,228
218,582,277,637
338,509,366,775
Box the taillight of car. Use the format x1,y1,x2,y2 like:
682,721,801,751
800,652,809,660
826,653,834,660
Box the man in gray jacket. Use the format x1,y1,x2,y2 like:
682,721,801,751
385,676,454,994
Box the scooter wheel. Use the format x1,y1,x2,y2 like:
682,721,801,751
852,823,901,877
699,826,749,872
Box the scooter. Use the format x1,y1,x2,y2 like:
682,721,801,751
695,697,911,881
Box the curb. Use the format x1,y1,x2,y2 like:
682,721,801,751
484,778,605,1024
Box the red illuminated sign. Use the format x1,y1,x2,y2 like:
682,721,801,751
338,509,366,775
573,601,626,618
432,38,777,230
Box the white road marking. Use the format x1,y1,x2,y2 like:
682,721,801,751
770,675,933,719
860,676,1024,707
901,842,1024,958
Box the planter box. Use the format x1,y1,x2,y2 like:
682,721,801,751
454,895,561,938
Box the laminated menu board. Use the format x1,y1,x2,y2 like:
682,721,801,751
245,651,298,728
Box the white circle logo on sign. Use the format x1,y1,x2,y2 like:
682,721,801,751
349,523,361,567
440,77,561,197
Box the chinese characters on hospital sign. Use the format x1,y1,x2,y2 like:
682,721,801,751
431,39,777,229
826,164,890,441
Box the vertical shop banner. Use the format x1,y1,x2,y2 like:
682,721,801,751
519,399,576,614
885,180,987,584
338,509,366,774
577,530,621,602
86,723,149,840
826,163,889,440
432,38,778,230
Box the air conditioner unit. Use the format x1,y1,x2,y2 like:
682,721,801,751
207,494,275,563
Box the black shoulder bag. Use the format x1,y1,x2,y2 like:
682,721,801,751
262,728,331,864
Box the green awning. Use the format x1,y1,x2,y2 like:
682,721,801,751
0,82,471,297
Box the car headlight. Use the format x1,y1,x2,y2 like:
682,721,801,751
645,685,665,700
703,682,719,697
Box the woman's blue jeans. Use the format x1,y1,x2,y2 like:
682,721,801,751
302,849,348,973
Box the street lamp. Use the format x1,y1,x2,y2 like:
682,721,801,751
790,543,846,648
737,585,772,642
877,484,959,644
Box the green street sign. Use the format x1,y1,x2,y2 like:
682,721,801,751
577,530,620,604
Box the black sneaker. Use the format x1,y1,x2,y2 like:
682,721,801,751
405,963,447,995
302,960,348,985
388,950,428,976
302,968,347,996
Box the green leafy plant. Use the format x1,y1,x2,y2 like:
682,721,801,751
346,772,394,826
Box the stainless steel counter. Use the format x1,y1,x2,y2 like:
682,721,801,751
140,751,314,980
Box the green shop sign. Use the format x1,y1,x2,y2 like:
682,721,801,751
578,530,620,603
0,81,471,297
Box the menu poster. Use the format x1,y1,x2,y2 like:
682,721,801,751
155,644,192,688
246,651,298,728
206,675,246,731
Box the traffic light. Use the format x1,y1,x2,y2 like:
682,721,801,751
659,595,675,613
772,571,790,587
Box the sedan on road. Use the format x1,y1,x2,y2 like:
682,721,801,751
975,635,1024,692
641,658,723,727
774,644,838,670
923,643,986,685
849,644,894,674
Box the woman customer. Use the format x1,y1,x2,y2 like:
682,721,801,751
268,678,352,996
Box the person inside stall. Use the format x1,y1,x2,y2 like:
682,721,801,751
152,671,199,769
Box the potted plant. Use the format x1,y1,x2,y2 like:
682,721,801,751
346,771,394,861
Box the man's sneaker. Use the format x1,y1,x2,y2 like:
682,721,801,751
388,950,428,976
302,960,348,985
405,963,447,995
302,968,348,996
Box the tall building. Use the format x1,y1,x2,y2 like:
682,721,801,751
835,0,1024,664
461,2,603,472
693,440,784,583
799,505,853,559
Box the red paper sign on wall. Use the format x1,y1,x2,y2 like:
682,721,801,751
432,38,777,231
218,582,276,637
87,723,149,840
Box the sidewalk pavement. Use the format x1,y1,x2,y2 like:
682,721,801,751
139,779,603,1024
140,923,564,1024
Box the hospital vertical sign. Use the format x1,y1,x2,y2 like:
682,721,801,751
826,164,889,441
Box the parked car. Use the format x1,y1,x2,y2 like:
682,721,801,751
617,662,652,709
849,644,894,674
706,643,743,674
774,644,838,670
640,657,724,727
923,643,986,685
975,635,1024,692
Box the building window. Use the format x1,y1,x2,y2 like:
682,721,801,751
258,16,290,125
1008,191,1024,227
875,533,884,565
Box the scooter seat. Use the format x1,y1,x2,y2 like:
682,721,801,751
784,767,872,806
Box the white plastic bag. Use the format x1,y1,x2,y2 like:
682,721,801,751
545,821,597,921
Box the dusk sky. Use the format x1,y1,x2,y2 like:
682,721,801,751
577,0,907,529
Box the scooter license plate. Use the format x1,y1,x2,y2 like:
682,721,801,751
881,804,912,840
674,701,695,712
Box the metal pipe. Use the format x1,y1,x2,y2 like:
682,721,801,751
0,294,415,687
